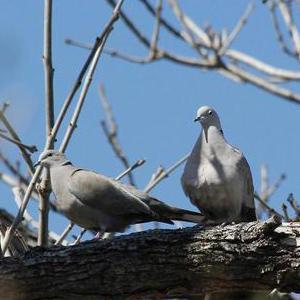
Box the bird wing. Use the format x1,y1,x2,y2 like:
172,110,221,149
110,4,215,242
68,169,152,216
233,148,257,221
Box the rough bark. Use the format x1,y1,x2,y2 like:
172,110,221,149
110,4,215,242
0,216,299,300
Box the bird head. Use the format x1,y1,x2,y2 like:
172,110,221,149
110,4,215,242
194,106,219,124
34,150,71,168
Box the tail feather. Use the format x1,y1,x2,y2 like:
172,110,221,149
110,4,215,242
146,196,205,224
170,208,205,224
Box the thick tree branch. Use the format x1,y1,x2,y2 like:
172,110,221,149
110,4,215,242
0,216,299,300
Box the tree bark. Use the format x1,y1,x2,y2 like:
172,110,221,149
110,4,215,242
0,216,299,300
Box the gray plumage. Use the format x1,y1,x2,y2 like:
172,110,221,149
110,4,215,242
36,150,204,233
181,106,256,224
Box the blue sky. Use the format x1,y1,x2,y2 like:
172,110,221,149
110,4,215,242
0,0,300,244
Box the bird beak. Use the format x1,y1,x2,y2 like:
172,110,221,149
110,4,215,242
34,161,40,168
194,117,200,122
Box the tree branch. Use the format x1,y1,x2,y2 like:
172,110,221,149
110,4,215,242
0,110,36,175
39,0,55,247
99,85,137,186
0,217,299,300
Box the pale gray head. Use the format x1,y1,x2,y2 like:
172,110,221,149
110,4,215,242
194,106,222,131
35,150,71,168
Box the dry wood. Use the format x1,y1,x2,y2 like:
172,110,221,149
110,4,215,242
0,216,299,300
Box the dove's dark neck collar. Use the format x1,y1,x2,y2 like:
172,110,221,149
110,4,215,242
61,160,72,166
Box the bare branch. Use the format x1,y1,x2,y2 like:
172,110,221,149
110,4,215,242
54,223,74,246
43,0,55,142
0,132,37,154
106,0,150,48
287,193,300,218
144,165,164,192
39,0,55,247
115,159,146,181
1,0,126,255
265,173,286,199
139,0,181,38
0,110,36,174
166,0,211,47
105,0,300,106
278,0,300,61
0,150,31,188
144,153,189,193
73,229,87,245
149,0,162,56
59,28,112,152
1,102,9,114
1,165,43,255
99,85,137,186
225,49,300,80
223,63,300,104
254,192,286,220
46,0,124,152
282,203,290,221
269,2,295,57
219,3,255,55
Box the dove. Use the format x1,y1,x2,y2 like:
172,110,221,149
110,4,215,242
181,106,256,224
35,150,205,234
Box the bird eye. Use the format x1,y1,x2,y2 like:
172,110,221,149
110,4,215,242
48,153,52,157
208,110,212,115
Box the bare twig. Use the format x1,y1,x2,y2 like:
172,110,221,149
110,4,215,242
1,102,9,113
166,0,211,47
144,165,164,192
1,165,43,255
224,63,300,104
219,3,255,55
282,203,290,221
139,0,182,39
166,0,209,59
287,193,300,217
144,153,189,193
59,28,112,153
148,0,162,58
99,85,137,186
265,173,286,199
269,2,294,57
278,0,300,61
73,229,87,245
47,0,125,153
54,223,74,246
106,0,150,48
0,150,31,188
0,110,36,175
115,159,146,181
260,163,268,202
254,192,286,220
0,132,37,153
257,164,286,218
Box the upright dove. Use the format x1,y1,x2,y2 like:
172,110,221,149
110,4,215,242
36,150,204,234
181,106,256,224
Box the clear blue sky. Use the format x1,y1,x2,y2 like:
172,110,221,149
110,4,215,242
0,0,300,244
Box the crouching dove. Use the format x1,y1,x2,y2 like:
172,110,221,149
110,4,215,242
181,106,256,224
35,150,205,234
